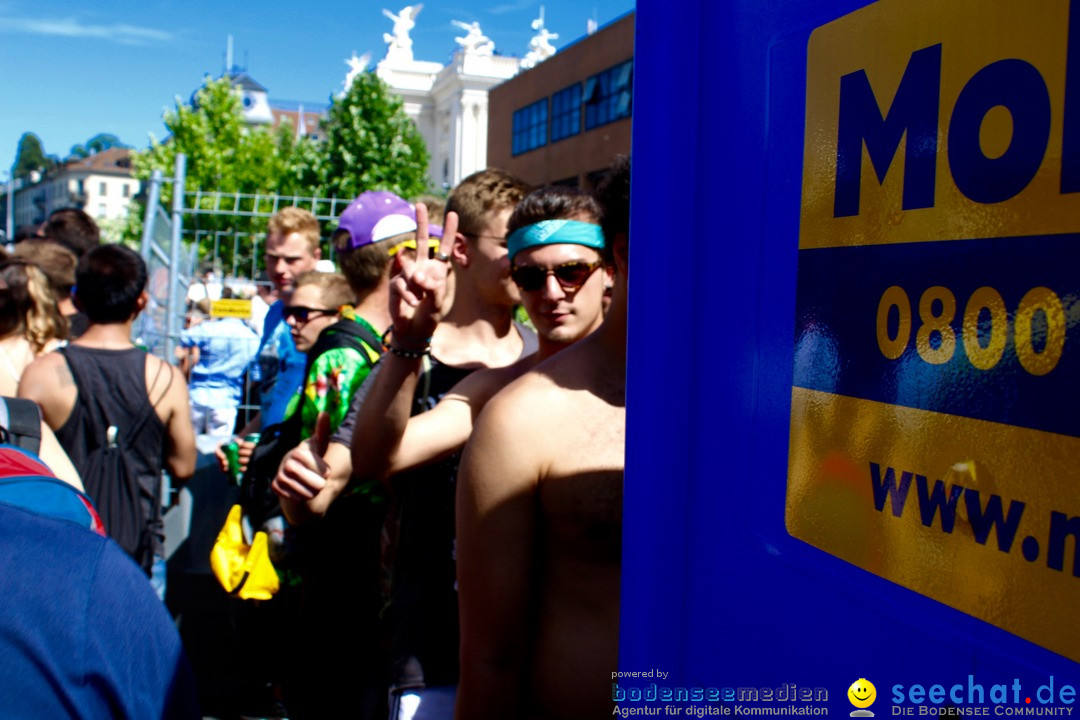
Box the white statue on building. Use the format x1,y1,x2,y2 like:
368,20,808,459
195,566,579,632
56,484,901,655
521,6,558,69
382,4,423,62
342,52,372,95
452,20,495,56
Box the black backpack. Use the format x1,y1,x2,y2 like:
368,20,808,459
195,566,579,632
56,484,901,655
240,318,383,528
60,347,159,576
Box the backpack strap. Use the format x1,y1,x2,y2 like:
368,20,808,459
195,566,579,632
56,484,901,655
351,322,385,361
0,397,42,455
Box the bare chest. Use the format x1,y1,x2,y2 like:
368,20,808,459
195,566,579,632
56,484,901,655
535,401,625,564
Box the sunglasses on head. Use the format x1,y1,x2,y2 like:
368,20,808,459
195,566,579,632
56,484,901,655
509,260,603,292
282,305,337,323
386,239,438,259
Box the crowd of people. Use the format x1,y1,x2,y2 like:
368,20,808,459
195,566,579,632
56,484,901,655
0,156,630,720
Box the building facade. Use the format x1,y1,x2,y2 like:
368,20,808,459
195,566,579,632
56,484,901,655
377,49,521,190
5,148,139,234
487,12,634,188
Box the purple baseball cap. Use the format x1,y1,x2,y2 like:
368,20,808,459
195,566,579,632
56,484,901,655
336,191,417,250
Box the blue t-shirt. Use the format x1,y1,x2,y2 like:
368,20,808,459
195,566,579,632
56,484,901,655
0,501,200,719
255,300,307,427
181,317,260,408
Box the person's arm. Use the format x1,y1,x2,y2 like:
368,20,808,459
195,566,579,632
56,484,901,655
383,364,520,475
17,353,76,431
352,204,457,486
272,411,354,525
455,390,539,719
157,361,196,480
349,351,424,484
176,328,199,381
38,420,82,491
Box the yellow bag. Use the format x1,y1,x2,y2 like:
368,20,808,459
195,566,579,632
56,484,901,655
210,505,279,600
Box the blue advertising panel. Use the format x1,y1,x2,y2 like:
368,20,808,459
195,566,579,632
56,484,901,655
622,0,1079,716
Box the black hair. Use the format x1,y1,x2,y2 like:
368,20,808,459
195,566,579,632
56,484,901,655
40,208,101,258
506,186,603,233
594,155,630,262
75,244,147,324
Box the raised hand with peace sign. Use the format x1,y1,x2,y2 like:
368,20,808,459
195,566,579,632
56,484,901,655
386,203,458,354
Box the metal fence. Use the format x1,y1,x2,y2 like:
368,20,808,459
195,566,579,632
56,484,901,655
138,153,349,431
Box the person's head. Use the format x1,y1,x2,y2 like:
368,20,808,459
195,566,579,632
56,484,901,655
284,271,355,352
595,155,630,268
506,187,608,347
0,259,68,352
332,190,418,299
14,241,77,305
38,208,100,258
13,225,39,244
265,207,321,297
74,244,148,325
412,195,446,226
445,169,531,307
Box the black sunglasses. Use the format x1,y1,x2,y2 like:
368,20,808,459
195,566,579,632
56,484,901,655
282,305,337,323
509,260,603,292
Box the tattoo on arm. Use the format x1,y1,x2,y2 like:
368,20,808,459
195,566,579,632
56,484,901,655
54,363,74,388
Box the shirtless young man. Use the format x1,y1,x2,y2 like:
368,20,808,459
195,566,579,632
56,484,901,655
455,157,631,720
347,185,609,497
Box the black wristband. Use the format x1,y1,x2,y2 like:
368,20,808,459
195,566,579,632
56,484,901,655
386,342,431,359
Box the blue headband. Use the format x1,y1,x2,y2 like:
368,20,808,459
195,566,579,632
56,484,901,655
507,220,606,261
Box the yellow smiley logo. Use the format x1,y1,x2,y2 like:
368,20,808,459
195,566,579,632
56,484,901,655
848,678,876,709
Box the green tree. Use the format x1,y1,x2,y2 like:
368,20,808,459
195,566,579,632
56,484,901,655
125,73,431,272
317,71,430,201
136,77,306,196
127,76,316,268
13,133,57,178
69,133,127,159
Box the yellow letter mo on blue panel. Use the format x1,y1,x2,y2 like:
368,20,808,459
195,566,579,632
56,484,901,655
788,0,1080,664
800,0,1080,248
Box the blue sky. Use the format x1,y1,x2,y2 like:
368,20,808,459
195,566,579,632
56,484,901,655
0,0,635,176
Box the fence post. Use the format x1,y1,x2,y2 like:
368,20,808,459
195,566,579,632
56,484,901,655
139,169,163,263
164,154,186,364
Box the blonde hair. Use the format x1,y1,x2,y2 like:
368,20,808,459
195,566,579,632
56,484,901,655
294,271,356,309
14,240,78,299
267,207,321,254
0,260,69,352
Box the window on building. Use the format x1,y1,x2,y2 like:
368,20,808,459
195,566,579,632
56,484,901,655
97,204,106,218
512,98,548,156
551,83,582,142
122,183,130,198
99,181,107,196
584,59,634,131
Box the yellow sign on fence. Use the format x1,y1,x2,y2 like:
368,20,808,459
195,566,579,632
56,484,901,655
210,299,252,319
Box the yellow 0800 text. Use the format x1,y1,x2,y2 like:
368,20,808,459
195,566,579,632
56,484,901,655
876,285,1065,375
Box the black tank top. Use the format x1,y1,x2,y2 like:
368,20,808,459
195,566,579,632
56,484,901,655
56,345,168,551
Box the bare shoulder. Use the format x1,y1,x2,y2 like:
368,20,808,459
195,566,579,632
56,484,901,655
19,351,70,395
478,339,625,477
18,351,76,430
145,353,189,409
450,354,538,410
